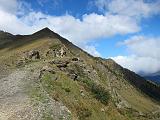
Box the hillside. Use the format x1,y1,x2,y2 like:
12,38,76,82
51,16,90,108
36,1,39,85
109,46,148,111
0,30,15,46
0,28,160,120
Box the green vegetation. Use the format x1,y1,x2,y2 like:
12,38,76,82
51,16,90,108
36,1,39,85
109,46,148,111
91,84,110,105
78,77,110,105
49,44,61,50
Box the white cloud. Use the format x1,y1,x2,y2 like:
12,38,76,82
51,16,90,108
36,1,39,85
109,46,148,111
0,10,31,34
0,0,18,14
112,55,160,75
112,36,160,75
120,36,160,59
95,0,160,18
0,0,32,16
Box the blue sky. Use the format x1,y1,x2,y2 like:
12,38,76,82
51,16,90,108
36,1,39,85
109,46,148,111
0,0,160,75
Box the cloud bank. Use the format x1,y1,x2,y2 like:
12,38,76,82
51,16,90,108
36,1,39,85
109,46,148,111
95,0,160,18
112,36,160,75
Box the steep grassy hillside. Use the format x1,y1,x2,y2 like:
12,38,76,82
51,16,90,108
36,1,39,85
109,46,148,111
0,28,160,120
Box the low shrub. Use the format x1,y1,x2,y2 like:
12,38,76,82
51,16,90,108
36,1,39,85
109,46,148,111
91,84,110,105
79,77,110,105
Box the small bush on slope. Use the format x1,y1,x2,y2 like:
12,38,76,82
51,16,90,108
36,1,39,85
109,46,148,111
91,84,110,105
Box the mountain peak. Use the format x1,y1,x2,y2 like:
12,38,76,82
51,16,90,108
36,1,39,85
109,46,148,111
38,27,53,33
41,27,52,32
32,27,57,37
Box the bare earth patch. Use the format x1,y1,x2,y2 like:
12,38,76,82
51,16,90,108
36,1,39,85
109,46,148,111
0,64,71,120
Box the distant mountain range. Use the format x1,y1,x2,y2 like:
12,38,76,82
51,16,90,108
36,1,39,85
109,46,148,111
144,72,160,84
145,76,160,84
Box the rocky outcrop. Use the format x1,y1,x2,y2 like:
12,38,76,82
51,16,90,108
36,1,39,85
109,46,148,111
28,50,40,59
46,46,67,58
60,47,66,57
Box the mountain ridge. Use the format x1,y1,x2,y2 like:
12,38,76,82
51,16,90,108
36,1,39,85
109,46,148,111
0,28,160,120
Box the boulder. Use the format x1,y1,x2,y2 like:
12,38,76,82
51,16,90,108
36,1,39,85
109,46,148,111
28,50,40,59
49,59,69,68
101,108,105,112
80,90,85,96
60,47,66,57
69,73,78,80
